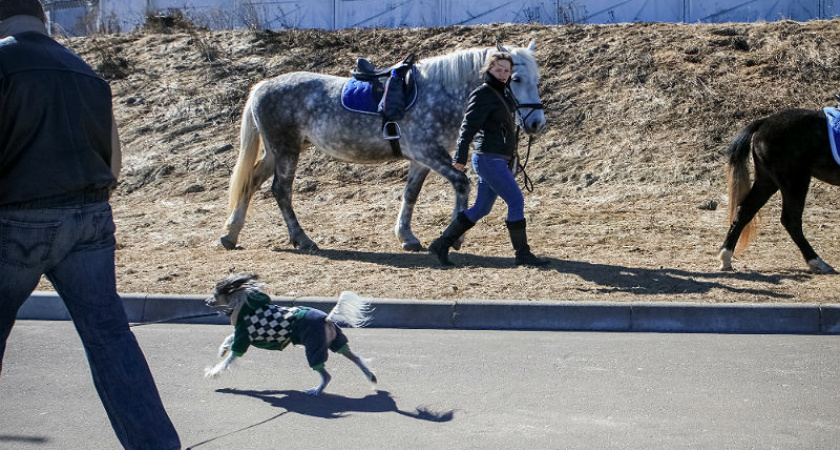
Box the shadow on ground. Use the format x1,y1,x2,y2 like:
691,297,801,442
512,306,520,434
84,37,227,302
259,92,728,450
184,389,452,449
216,387,454,421
282,248,803,299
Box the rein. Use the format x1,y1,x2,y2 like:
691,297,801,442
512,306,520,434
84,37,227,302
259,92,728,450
513,102,543,193
513,127,535,193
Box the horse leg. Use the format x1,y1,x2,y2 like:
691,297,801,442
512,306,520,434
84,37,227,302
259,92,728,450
220,151,275,249
449,166,470,251
718,176,777,271
413,146,470,249
268,146,318,252
445,166,470,251
396,162,430,251
779,181,837,274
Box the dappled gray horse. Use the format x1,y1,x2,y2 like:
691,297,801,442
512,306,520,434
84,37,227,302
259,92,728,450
220,42,546,252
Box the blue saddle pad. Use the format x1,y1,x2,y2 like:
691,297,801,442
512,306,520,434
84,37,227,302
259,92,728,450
342,78,380,115
340,68,418,116
823,107,840,166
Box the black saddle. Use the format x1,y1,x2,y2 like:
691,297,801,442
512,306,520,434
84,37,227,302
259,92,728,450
352,54,415,81
345,54,417,152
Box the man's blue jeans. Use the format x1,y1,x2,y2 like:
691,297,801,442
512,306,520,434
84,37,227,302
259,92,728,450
463,153,525,223
0,202,181,450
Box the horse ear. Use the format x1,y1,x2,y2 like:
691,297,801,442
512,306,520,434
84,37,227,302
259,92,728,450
528,40,536,52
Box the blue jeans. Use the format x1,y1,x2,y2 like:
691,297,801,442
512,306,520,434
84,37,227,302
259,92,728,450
0,203,181,450
464,154,525,223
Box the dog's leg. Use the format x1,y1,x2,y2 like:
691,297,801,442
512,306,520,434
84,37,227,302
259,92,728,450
305,368,332,396
339,347,377,385
218,333,235,357
205,352,238,378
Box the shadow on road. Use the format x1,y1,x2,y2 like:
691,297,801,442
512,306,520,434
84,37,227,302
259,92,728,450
186,389,451,449
216,387,454,422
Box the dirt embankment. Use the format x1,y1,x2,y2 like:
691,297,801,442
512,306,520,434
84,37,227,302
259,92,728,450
50,19,840,303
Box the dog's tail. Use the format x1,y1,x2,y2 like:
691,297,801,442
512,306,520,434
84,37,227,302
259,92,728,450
326,291,373,328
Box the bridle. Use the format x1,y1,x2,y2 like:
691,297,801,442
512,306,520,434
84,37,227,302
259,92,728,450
516,102,545,126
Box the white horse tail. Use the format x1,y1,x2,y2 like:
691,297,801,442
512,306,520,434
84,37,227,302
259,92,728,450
326,291,374,328
228,87,263,214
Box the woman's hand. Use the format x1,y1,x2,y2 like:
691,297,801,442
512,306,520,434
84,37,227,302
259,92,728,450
453,162,466,172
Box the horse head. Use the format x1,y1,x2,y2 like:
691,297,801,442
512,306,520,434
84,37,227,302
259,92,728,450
498,41,546,135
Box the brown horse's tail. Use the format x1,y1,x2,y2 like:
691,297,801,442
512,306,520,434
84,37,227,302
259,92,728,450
228,87,263,214
726,119,764,256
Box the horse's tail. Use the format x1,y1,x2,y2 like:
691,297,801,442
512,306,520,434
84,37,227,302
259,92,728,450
228,88,263,214
726,119,764,256
327,291,374,328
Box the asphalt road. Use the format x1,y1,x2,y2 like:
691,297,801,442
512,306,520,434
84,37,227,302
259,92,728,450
2,321,839,450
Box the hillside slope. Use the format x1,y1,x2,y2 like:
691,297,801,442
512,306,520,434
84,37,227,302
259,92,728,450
54,20,840,302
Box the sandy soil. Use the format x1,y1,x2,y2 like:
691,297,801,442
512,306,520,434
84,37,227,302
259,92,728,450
40,19,840,304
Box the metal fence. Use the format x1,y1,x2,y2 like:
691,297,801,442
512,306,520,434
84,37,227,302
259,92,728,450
45,0,839,35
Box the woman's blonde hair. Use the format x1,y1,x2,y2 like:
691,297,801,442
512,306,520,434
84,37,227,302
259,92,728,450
480,51,514,75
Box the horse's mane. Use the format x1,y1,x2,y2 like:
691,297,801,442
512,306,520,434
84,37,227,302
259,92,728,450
417,47,488,87
417,46,539,88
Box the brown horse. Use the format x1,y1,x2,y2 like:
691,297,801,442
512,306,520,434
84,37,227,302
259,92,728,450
719,108,840,274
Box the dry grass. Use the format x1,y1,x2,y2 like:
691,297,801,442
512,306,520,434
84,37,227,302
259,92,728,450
38,20,840,303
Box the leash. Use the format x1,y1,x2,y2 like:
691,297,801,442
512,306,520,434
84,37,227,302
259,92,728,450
128,312,220,328
185,411,288,449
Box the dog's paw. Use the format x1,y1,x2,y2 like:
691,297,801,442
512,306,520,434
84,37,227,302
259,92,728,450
304,387,323,396
204,366,222,378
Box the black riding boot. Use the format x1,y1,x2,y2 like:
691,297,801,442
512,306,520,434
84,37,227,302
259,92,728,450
429,212,475,266
506,219,549,267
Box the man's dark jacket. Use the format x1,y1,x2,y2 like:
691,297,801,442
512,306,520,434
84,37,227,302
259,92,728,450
0,31,115,207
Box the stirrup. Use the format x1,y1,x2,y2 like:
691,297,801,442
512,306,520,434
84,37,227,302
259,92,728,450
382,122,401,140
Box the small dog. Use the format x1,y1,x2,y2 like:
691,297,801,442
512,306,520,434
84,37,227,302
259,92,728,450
204,273,377,395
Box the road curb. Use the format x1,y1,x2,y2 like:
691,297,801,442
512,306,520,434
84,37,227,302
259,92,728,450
16,291,840,334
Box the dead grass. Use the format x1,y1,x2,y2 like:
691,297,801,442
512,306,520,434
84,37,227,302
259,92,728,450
37,20,840,303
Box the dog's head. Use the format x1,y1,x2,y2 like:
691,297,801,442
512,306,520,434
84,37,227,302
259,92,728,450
206,272,264,315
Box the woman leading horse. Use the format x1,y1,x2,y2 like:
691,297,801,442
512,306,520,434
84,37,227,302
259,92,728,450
220,42,546,253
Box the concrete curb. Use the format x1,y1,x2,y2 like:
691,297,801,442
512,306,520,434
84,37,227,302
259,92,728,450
17,291,840,334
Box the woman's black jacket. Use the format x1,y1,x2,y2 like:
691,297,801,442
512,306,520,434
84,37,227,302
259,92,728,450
453,74,518,165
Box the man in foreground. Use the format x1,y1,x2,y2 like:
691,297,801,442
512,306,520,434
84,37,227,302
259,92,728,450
0,1,181,448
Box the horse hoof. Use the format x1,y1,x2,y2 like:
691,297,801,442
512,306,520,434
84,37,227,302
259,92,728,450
403,242,423,252
717,249,734,271
220,236,237,250
807,258,837,274
298,242,320,253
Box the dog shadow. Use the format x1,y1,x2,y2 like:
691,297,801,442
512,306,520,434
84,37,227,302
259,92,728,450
216,387,454,422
